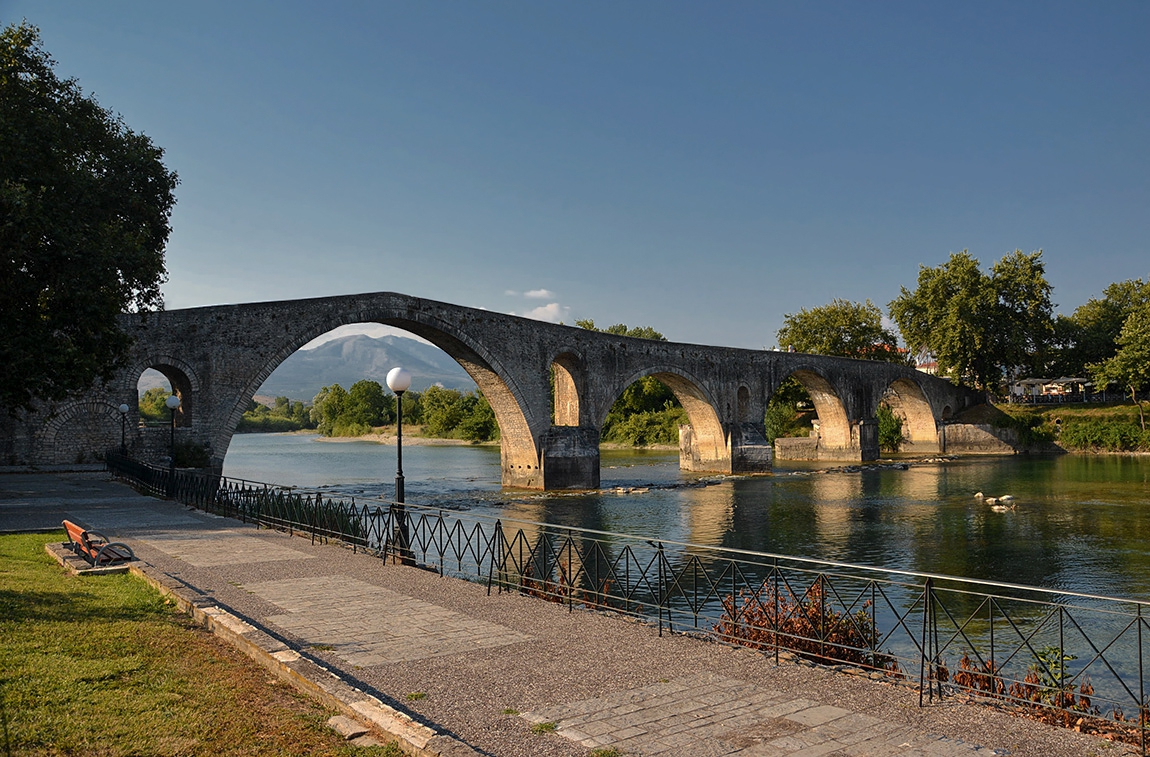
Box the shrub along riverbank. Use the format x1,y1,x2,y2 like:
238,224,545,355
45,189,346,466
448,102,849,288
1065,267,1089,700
995,402,1150,453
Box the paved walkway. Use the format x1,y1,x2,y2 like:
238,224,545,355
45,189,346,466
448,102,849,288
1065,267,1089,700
1,472,1133,757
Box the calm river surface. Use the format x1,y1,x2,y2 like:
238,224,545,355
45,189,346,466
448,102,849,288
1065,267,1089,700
223,433,1150,599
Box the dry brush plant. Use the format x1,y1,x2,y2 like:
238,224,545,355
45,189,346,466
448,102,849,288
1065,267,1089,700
713,576,900,673
933,647,1148,745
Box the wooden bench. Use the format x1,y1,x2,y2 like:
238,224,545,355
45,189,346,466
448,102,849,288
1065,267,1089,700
62,520,135,567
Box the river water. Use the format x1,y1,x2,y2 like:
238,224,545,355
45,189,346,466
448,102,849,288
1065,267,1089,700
223,433,1150,600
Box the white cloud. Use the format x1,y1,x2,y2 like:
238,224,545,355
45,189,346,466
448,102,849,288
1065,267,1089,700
524,288,554,299
519,302,569,323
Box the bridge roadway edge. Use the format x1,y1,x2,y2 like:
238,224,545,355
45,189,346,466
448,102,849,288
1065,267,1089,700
7,470,1130,757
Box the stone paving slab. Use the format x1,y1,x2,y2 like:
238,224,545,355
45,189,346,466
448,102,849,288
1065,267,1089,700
138,529,316,566
244,575,532,666
523,672,1000,756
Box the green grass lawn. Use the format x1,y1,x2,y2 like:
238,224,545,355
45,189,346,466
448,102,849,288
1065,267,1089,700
0,532,401,756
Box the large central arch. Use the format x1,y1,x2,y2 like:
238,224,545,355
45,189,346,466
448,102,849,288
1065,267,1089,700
222,307,545,488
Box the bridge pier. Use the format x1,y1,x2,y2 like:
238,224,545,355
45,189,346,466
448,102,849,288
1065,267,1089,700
680,423,773,475
773,419,880,463
537,426,601,490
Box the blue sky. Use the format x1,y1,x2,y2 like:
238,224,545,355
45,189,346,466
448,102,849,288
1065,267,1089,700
5,1,1148,350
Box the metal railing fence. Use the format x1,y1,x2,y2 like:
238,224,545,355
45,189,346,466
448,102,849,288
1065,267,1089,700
106,453,1150,750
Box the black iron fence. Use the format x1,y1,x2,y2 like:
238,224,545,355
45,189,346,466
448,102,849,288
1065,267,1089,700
106,453,1150,749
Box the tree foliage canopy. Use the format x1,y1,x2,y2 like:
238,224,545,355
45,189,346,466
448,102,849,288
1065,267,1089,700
1092,301,1150,431
1,23,178,412
776,299,904,362
1055,278,1150,377
889,250,1054,388
575,319,667,341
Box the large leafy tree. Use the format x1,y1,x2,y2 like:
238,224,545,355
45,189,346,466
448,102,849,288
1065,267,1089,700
1053,278,1150,377
889,250,1054,389
775,299,904,362
1,23,178,412
346,379,393,427
310,385,348,436
991,250,1055,376
1092,301,1150,431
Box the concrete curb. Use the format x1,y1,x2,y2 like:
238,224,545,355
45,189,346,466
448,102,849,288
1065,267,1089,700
44,542,480,757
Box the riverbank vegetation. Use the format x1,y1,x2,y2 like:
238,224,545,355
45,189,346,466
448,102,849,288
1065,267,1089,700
998,403,1150,452
0,532,398,756
238,395,316,432
309,381,499,442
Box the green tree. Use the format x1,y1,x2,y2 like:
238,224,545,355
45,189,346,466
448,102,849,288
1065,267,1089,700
575,320,667,341
991,250,1056,377
138,387,171,423
889,250,1054,389
776,299,904,361
876,404,905,453
1092,301,1150,431
420,385,465,437
346,380,392,427
1,23,178,412
311,384,348,436
398,390,422,425
457,393,498,442
1054,278,1150,377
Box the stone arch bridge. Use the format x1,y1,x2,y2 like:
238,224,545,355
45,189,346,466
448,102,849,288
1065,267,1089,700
21,292,981,489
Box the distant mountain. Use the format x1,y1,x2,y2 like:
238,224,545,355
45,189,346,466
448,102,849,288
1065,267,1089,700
256,335,476,402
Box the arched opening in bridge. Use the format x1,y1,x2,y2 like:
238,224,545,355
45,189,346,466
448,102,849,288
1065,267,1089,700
138,366,192,428
551,353,582,427
598,371,727,473
220,321,540,489
879,378,939,453
598,375,685,446
767,370,851,460
231,322,491,438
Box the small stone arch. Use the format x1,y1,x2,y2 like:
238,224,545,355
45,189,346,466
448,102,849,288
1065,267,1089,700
40,401,124,464
551,350,584,427
601,366,727,470
881,377,939,452
134,354,200,428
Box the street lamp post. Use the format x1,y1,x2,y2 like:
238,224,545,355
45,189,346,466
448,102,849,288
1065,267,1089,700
165,394,181,495
118,403,130,456
386,367,412,563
